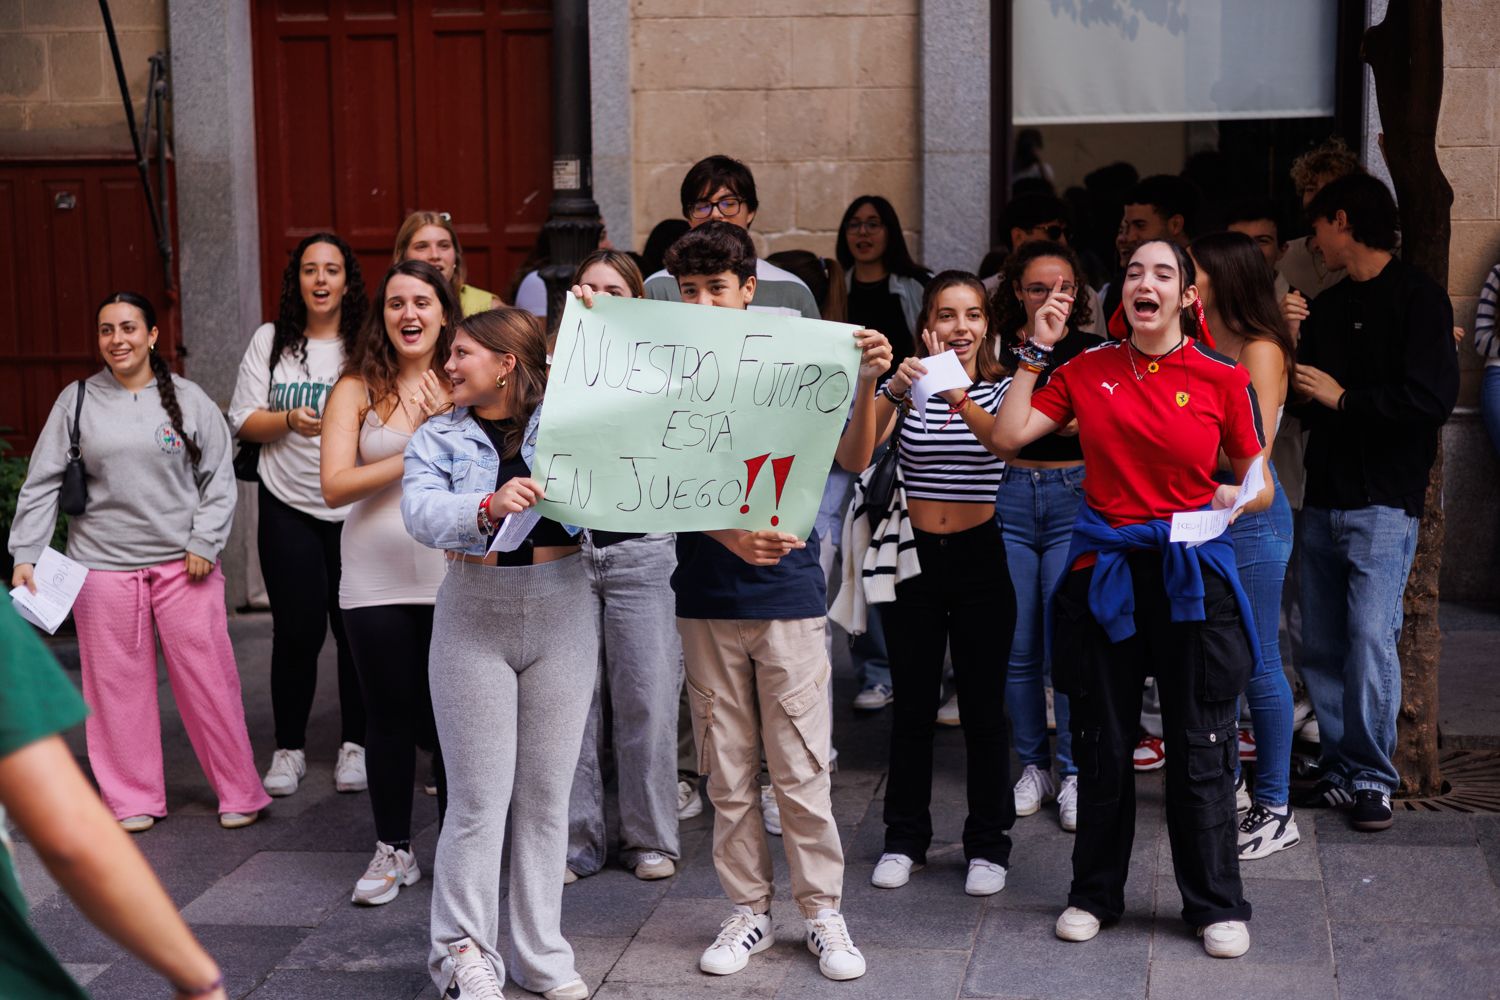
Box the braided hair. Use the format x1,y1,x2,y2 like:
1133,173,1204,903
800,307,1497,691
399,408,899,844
272,232,368,373
98,292,202,471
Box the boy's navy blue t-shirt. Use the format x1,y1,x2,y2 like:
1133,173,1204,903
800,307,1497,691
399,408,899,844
671,531,826,620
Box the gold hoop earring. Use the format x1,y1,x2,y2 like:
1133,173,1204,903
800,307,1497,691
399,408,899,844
495,374,507,390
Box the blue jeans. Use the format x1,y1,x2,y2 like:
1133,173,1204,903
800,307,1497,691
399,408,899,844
1229,472,1295,806
1299,505,1420,794
1482,365,1500,458
995,465,1083,775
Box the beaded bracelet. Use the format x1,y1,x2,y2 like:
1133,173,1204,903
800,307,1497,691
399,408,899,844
879,382,910,405
1011,342,1051,371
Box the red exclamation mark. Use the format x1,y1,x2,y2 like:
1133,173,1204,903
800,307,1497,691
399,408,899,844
768,455,795,526
740,453,771,514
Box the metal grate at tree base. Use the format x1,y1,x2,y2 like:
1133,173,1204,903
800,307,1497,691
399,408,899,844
1399,750,1500,814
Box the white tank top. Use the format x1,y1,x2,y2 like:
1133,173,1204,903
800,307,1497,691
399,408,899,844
338,406,446,608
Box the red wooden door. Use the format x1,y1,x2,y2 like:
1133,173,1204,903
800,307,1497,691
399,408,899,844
251,0,553,318
0,160,179,452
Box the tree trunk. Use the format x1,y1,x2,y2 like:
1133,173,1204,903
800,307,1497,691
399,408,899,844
1363,0,1452,798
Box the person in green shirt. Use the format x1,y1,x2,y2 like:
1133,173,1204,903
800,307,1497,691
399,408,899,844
0,602,228,999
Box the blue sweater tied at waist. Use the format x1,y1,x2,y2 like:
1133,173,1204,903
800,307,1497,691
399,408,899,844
1053,503,1261,669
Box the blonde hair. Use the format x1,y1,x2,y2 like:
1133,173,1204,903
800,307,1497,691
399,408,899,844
393,211,468,295
457,307,548,459
572,249,645,299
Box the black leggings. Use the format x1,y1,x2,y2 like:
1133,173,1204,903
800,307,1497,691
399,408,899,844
257,484,364,749
342,604,446,842
884,519,1017,864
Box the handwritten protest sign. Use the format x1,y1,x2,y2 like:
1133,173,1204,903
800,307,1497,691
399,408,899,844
532,294,860,538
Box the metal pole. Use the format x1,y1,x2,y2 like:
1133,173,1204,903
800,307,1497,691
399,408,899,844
539,0,602,332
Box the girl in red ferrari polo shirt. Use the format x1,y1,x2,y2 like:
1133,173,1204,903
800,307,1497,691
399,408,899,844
993,240,1271,960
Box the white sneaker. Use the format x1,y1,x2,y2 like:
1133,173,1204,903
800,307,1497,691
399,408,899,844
219,811,258,830
853,683,894,711
965,858,1006,896
1238,805,1300,860
120,815,155,833
1235,772,1252,814
335,741,367,793
871,852,920,888
444,937,503,998
543,979,589,1000
1013,764,1057,817
1055,906,1100,942
262,748,306,797
1301,717,1321,744
760,785,782,836
1057,775,1078,832
1199,920,1250,958
352,841,420,906
677,778,703,820
806,910,866,981
1292,695,1314,731
634,851,676,880
936,693,961,726
699,906,773,975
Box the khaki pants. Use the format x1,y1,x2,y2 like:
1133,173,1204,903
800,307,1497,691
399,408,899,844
678,617,844,918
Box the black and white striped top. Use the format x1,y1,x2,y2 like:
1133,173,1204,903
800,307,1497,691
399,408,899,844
892,378,1010,504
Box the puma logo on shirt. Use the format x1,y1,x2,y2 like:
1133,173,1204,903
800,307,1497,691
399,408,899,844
1101,381,1119,395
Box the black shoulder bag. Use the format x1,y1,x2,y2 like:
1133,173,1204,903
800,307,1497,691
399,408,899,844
233,342,279,483
863,399,906,524
59,381,89,516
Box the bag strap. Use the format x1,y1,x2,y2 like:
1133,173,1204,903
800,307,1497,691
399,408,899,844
68,381,85,456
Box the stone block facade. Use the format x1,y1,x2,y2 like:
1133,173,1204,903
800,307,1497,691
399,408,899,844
627,0,921,263
0,0,164,154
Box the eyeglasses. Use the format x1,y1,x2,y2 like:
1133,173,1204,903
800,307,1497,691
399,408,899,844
1028,224,1068,241
847,219,886,234
689,197,745,220
1021,282,1077,298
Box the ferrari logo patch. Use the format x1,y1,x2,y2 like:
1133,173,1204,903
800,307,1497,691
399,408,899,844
1175,391,1190,407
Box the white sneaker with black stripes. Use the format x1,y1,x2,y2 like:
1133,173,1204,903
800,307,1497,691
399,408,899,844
1237,804,1300,860
699,906,772,976
806,910,866,981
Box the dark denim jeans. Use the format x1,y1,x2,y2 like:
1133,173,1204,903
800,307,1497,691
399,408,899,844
995,465,1084,775
1299,505,1420,794
1228,469,1295,806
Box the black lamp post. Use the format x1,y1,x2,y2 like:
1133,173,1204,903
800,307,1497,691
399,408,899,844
539,0,603,330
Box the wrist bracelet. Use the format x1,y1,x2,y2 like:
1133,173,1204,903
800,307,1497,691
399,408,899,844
477,493,496,535
1337,390,1348,411
879,382,910,405
174,974,223,997
1026,338,1055,353
284,409,293,429
1011,342,1052,370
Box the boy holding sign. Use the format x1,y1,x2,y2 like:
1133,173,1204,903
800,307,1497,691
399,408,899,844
664,222,891,981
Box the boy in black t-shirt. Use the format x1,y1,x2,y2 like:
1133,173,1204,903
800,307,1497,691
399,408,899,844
665,222,891,982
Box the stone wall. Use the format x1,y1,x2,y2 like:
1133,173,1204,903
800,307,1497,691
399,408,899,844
628,0,921,263
0,0,165,154
1438,0,1500,602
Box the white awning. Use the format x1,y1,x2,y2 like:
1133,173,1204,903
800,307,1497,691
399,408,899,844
1013,0,1338,125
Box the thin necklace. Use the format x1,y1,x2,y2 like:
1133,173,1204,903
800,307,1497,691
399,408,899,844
1126,332,1184,380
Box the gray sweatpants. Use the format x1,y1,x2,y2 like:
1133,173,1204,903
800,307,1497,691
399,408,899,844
567,533,683,873
427,555,599,996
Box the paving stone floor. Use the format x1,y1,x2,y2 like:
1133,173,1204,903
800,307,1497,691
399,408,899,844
17,604,1500,999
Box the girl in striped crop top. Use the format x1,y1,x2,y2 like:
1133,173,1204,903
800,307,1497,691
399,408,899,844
847,270,1021,898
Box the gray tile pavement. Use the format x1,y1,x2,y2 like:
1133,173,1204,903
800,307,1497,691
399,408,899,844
16,604,1500,999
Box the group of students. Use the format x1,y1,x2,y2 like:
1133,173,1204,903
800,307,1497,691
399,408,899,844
4,141,1460,998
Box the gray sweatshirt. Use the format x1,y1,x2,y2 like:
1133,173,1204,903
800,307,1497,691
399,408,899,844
9,370,237,571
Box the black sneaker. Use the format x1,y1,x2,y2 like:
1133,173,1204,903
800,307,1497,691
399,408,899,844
1350,789,1393,831
1292,777,1353,810
1238,804,1300,860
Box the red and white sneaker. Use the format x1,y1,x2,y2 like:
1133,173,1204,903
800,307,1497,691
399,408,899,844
1238,729,1257,763
1132,736,1165,772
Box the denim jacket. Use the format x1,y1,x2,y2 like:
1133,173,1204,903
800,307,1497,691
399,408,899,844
401,403,579,556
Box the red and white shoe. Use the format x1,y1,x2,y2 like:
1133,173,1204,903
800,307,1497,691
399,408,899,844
1238,729,1257,763
1132,736,1165,772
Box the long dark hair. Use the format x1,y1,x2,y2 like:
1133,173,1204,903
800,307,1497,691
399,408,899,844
835,195,929,281
97,292,202,471
1189,231,1296,375
918,271,1007,384
992,239,1087,364
272,232,368,372
348,260,459,423
457,307,548,460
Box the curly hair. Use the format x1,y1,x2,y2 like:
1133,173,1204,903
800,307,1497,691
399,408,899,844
457,307,548,460
663,221,755,282
97,292,202,471
992,240,1087,365
347,260,458,423
918,271,1007,384
1289,136,1362,193
272,232,368,375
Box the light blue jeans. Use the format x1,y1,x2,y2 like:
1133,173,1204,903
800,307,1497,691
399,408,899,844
1299,505,1420,794
1229,470,1295,806
995,465,1084,775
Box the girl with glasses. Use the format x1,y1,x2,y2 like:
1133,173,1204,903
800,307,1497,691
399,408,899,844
836,195,931,368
